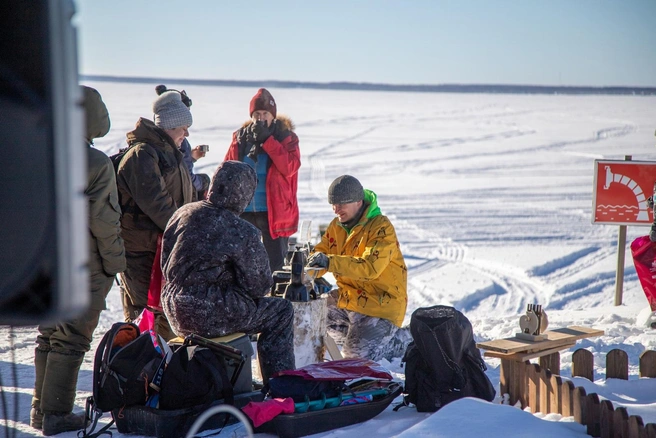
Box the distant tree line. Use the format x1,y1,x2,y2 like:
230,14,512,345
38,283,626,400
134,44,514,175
82,75,656,96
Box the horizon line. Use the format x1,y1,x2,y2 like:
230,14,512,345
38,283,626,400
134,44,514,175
81,74,656,96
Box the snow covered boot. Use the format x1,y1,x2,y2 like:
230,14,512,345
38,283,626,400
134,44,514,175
40,350,86,436
30,346,49,429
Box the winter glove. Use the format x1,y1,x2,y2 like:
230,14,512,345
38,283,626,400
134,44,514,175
270,119,287,141
648,196,655,210
307,252,330,270
251,120,272,144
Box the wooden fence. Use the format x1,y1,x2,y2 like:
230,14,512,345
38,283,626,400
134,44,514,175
503,348,656,438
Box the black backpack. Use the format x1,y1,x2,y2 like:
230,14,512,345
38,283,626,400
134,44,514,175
158,344,233,410
82,322,166,437
82,328,238,438
396,305,496,412
109,147,130,175
109,142,173,213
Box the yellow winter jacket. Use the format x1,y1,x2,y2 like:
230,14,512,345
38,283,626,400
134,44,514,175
313,190,407,327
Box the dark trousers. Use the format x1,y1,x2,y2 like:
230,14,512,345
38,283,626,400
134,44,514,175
241,212,289,272
120,250,175,340
236,296,296,383
37,272,114,353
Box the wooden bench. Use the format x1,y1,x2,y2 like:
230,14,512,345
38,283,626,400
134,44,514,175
476,326,604,404
169,332,248,346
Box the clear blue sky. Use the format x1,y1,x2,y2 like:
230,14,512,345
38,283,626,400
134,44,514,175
74,0,656,87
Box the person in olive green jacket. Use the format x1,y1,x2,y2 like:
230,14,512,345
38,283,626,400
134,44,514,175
31,86,126,435
307,175,410,362
117,90,194,339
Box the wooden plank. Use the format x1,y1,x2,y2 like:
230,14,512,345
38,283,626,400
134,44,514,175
613,407,629,438
518,361,529,409
528,364,540,413
607,349,629,380
586,393,601,437
499,358,510,398
477,326,604,355
540,351,561,374
169,332,247,344
627,415,644,438
323,334,343,360
646,423,656,438
561,379,575,417
549,374,562,414
639,350,656,378
484,343,575,362
572,348,594,381
478,336,575,355
573,386,587,424
539,368,551,414
599,400,614,438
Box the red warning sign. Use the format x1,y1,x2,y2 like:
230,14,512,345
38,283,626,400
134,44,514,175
593,160,656,226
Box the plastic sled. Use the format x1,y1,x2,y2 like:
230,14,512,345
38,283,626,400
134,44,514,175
255,381,402,438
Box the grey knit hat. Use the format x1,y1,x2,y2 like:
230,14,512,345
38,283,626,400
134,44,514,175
328,175,364,204
152,91,193,130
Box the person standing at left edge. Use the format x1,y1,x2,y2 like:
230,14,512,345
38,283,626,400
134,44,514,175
225,88,300,272
31,86,126,435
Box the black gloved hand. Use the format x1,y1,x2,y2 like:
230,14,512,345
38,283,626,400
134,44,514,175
648,196,654,210
307,252,330,270
251,120,272,144
270,119,285,140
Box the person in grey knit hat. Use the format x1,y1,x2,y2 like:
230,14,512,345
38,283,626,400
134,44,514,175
307,175,410,362
116,90,195,340
153,90,193,130
155,85,211,199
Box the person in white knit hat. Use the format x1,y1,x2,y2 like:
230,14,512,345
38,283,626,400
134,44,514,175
115,90,195,340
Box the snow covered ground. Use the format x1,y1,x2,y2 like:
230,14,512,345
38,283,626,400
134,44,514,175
1,82,656,437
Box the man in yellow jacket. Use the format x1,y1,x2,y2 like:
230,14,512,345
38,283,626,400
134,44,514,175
308,175,409,361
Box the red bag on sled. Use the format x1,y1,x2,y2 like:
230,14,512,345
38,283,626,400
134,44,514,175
631,235,656,311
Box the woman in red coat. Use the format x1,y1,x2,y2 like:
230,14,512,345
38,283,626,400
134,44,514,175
224,88,300,272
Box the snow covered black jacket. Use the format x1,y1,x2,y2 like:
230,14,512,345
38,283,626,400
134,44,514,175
160,160,273,337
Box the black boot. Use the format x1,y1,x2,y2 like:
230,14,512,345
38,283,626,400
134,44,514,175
42,412,86,436
40,350,86,435
30,347,49,430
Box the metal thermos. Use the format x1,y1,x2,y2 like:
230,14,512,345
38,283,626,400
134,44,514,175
284,249,310,302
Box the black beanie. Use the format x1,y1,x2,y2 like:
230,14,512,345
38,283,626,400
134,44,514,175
328,175,364,204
